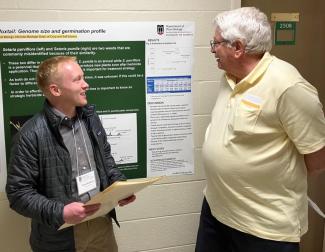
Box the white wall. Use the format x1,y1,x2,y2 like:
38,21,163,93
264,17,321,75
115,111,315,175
0,0,240,251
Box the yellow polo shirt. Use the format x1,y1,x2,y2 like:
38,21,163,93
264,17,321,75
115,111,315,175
202,52,325,242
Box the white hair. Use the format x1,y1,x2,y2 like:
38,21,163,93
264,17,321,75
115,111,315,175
213,7,272,54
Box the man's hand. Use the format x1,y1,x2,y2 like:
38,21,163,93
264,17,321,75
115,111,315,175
118,195,136,207
63,202,101,224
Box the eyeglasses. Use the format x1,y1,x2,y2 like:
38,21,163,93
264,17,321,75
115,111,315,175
210,40,228,50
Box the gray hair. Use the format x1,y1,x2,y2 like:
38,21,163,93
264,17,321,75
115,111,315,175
213,7,272,54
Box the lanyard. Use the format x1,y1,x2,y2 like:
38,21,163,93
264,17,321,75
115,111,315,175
71,117,94,177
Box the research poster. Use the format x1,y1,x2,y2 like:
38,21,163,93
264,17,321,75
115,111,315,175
0,22,194,185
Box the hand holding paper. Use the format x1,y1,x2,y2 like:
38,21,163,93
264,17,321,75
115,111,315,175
118,194,136,207
63,202,101,224
59,176,163,229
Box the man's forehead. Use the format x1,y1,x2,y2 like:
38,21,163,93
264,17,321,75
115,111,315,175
59,60,83,74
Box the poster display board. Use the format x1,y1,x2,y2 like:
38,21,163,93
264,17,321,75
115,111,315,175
0,22,194,188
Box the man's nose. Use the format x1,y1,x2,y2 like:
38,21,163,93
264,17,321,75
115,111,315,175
82,80,89,89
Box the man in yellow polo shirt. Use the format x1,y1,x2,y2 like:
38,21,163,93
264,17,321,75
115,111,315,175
195,7,325,252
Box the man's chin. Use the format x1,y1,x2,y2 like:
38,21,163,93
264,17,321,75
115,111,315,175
79,100,88,106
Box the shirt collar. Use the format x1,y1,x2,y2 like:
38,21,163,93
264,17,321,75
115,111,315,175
225,52,274,96
49,106,76,129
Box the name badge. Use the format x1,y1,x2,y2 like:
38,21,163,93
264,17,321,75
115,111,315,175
76,170,97,195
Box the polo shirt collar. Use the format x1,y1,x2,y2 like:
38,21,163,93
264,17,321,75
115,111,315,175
225,52,273,96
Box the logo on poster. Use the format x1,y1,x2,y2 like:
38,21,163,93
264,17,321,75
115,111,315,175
157,25,164,35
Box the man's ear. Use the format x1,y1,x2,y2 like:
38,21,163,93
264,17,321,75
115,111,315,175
233,40,245,58
49,83,61,97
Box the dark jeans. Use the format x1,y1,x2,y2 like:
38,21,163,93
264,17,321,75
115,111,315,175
195,198,299,252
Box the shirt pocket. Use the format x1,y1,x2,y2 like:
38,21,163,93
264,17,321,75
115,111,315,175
233,98,262,134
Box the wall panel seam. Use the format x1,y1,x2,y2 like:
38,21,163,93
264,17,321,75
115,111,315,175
116,212,201,223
